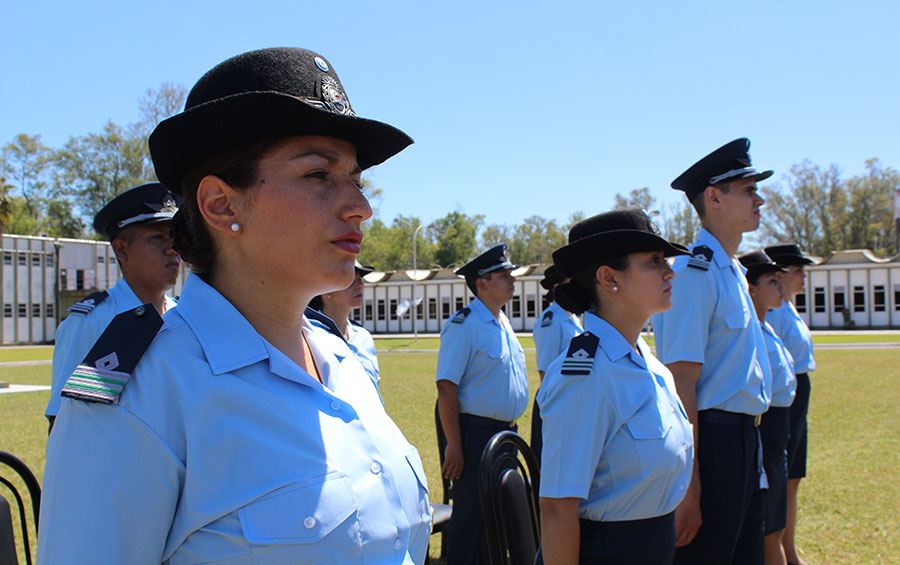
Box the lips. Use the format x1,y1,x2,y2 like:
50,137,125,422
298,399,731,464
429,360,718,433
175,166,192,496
332,231,363,254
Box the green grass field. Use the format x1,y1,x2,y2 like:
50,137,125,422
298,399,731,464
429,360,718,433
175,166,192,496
1,342,897,563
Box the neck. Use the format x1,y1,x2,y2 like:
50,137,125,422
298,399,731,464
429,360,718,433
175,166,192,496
322,303,352,338
594,301,648,351
754,302,769,322
701,219,742,258
124,277,170,315
478,296,504,320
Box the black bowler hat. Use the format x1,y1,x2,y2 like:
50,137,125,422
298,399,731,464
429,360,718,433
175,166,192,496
671,138,773,201
149,47,413,193
455,244,517,277
553,208,689,277
764,244,815,266
739,250,787,281
354,260,375,275
540,265,565,290
93,183,180,240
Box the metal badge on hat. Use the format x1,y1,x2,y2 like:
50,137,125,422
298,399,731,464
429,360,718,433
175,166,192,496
642,209,661,236
303,73,355,116
146,194,178,215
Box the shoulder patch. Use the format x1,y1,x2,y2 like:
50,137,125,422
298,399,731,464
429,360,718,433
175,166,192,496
560,331,600,376
67,291,109,314
540,310,554,327
450,307,471,324
61,303,162,405
687,245,713,271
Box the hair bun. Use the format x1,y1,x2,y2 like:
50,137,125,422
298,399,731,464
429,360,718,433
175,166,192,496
553,281,591,315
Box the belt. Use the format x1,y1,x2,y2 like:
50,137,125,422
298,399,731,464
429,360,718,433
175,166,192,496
699,408,762,427
459,413,515,428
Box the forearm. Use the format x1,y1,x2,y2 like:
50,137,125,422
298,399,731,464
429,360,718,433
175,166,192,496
539,497,581,565
436,380,461,447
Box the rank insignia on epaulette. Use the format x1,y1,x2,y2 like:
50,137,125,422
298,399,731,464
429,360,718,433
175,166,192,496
61,303,162,405
451,307,471,324
540,310,554,327
67,291,109,314
560,332,599,375
687,245,713,271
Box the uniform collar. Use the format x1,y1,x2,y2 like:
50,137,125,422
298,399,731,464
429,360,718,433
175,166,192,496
469,297,503,325
583,312,647,369
696,228,743,271
108,277,142,308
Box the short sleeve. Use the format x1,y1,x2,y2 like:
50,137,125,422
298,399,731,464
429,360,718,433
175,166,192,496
653,267,716,365
38,400,185,564
46,315,100,419
535,324,563,373
435,320,471,385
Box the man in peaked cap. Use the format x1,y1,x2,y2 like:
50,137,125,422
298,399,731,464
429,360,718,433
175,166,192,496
45,183,181,431
435,243,529,565
651,139,774,564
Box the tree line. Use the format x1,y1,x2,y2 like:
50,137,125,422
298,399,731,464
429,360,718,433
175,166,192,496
2,84,897,265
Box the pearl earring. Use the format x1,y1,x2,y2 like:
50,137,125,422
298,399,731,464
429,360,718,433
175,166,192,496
230,223,240,232
612,286,618,291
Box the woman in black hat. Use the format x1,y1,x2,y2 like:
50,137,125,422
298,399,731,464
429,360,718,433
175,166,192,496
39,48,431,564
536,209,694,564
308,262,381,393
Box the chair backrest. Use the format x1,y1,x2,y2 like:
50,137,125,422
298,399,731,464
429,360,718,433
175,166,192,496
434,400,452,505
0,451,41,565
478,430,541,565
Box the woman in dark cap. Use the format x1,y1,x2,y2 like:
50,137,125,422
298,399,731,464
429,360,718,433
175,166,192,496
308,261,381,393
39,48,431,564
739,250,797,565
537,208,694,564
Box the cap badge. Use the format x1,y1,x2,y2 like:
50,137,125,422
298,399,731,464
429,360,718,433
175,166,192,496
314,56,329,72
642,209,661,236
320,75,354,116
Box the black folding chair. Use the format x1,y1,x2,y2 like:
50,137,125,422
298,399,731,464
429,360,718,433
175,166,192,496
428,400,452,562
479,430,541,565
0,451,41,565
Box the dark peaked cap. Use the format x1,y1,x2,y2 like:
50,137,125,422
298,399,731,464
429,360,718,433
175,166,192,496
93,183,180,240
456,244,517,277
738,250,786,281
540,265,565,290
671,138,773,201
150,47,413,193
764,244,816,266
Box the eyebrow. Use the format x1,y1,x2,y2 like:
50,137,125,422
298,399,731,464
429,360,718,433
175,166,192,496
288,150,362,174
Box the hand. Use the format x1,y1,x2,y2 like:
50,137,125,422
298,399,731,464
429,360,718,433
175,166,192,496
441,441,464,481
674,484,702,547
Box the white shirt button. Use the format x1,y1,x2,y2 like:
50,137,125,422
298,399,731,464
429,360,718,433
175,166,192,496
370,461,382,474
394,538,403,551
304,516,316,529
330,400,341,411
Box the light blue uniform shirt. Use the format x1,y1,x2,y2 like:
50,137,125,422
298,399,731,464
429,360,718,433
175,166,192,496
538,314,694,521
39,274,432,565
45,277,176,419
533,301,583,374
761,321,797,407
347,320,381,391
652,228,771,415
435,297,529,422
767,300,816,374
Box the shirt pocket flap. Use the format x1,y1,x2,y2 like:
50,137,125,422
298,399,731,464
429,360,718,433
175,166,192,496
405,448,430,494
626,410,671,440
724,305,751,330
239,473,358,544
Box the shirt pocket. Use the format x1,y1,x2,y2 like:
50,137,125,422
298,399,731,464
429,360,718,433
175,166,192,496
723,305,751,330
238,472,360,547
624,408,675,481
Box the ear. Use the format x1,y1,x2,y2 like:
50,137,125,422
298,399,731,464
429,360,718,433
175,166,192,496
705,184,723,212
196,175,245,237
111,237,128,264
595,265,619,293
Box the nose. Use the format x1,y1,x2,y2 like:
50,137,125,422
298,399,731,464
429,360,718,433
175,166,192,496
755,192,765,207
663,262,675,281
342,179,373,224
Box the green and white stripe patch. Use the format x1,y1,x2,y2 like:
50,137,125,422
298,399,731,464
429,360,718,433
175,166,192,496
61,364,130,404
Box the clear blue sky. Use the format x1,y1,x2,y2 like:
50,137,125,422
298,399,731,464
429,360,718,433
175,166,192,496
2,0,898,230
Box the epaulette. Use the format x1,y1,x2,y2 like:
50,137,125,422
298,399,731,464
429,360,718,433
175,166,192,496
687,245,713,271
305,307,347,343
61,303,162,405
540,310,554,328
450,307,471,324
67,291,109,315
560,331,600,376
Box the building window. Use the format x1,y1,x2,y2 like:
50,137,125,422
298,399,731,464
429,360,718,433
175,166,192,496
873,285,886,312
76,269,85,290
377,299,386,321
31,304,40,317
18,254,26,266
60,269,68,290
32,255,41,267
428,297,437,319
416,300,424,320
526,294,536,318
853,286,865,312
46,303,54,318
98,255,105,263
813,287,825,313
455,297,464,312
541,293,551,310
794,293,807,314
2,253,11,265
833,286,845,312
351,307,361,322
364,300,373,321
46,255,54,267
17,304,27,318
895,285,900,311
511,296,521,317
389,299,398,320
442,297,451,318
3,304,11,318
